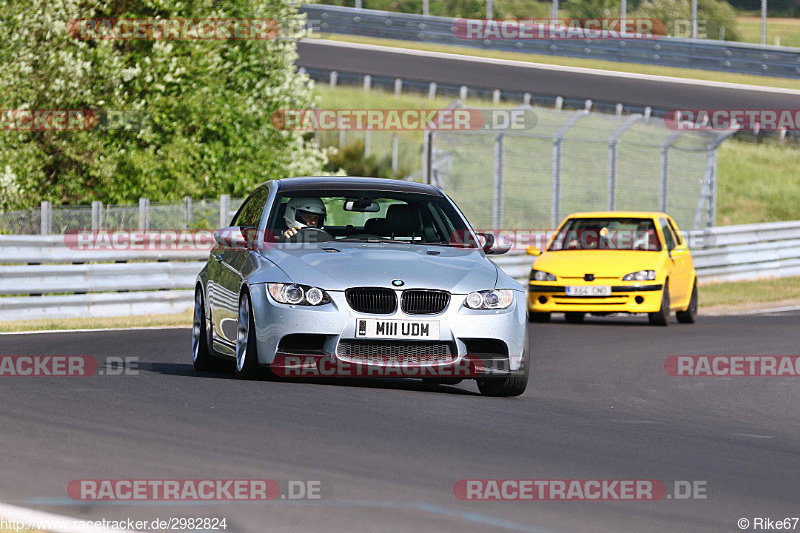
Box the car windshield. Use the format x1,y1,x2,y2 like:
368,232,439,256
548,218,662,251
265,190,478,247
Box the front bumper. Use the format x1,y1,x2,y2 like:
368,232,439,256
528,282,664,313
249,284,527,375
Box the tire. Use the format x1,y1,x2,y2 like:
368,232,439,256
477,335,530,397
648,281,670,326
192,286,220,371
676,281,698,324
529,312,551,323
564,312,585,323
234,291,265,380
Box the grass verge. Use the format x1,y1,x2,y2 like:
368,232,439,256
316,34,800,91
716,140,800,225
0,311,192,334
738,16,800,48
701,275,800,307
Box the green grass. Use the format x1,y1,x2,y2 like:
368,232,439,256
701,275,800,307
0,311,192,333
717,140,800,225
317,33,800,91
737,16,800,48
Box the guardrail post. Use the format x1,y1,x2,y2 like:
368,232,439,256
338,117,346,147
219,194,230,228
329,71,338,88
138,198,150,231
428,82,437,100
493,90,501,105
523,93,531,105
363,75,371,91
423,0,429,17
493,133,504,228
91,201,103,231
184,196,192,229
394,78,402,97
555,96,563,111
615,103,623,117
364,129,371,157
460,86,468,100
584,99,592,111
40,201,51,235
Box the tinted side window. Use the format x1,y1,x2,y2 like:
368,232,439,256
660,218,677,251
233,188,268,228
666,218,684,245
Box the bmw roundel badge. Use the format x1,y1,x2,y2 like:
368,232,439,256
391,279,404,287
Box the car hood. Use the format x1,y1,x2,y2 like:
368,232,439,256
256,242,499,293
533,250,663,279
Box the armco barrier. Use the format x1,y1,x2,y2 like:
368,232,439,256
1,220,799,321
301,4,800,79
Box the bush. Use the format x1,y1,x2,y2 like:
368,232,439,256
324,141,411,180
0,0,327,210
634,0,740,40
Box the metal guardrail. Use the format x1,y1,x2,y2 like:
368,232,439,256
301,4,800,79
2,220,799,321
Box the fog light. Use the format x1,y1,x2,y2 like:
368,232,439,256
635,295,644,304
538,296,547,304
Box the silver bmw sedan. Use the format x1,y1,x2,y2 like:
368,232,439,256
192,177,529,396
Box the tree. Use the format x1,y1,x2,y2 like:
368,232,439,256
0,0,327,210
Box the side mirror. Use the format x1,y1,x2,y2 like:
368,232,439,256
526,245,541,256
213,227,247,250
479,232,512,255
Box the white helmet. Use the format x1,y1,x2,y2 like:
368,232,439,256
284,197,326,229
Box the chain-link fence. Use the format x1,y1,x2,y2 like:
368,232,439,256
0,196,244,235
425,104,735,231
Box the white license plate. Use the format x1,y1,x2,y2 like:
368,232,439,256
565,285,611,296
356,319,439,339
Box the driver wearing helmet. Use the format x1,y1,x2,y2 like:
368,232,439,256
281,197,327,240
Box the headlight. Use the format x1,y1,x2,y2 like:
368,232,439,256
464,289,515,310
531,269,556,282
622,270,656,281
268,283,331,306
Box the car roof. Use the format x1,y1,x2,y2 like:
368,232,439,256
273,177,439,195
565,211,668,219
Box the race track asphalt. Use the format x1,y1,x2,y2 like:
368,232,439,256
296,39,800,112
1,313,799,532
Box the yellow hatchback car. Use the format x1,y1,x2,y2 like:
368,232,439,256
526,212,698,326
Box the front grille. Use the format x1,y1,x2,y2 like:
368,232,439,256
337,340,454,364
401,289,450,315
345,288,397,314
